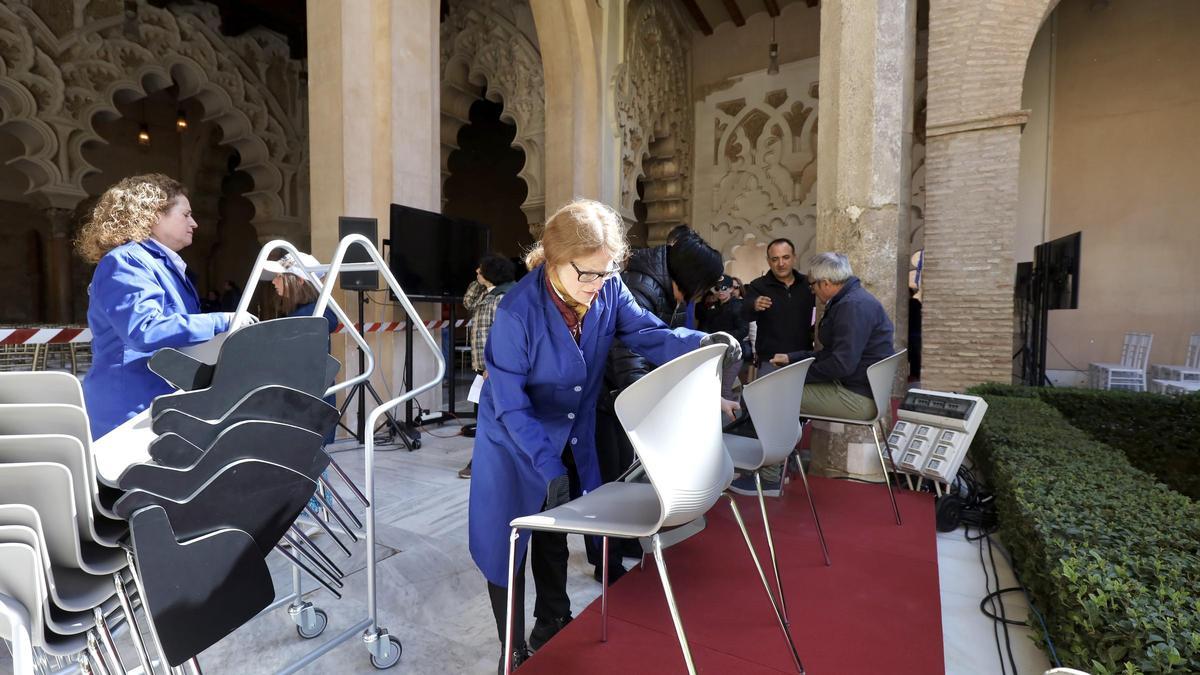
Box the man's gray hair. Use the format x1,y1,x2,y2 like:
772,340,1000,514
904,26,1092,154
808,252,853,284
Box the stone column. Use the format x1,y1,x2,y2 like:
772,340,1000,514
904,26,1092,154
530,0,604,212
811,0,917,479
43,207,76,325
307,0,443,414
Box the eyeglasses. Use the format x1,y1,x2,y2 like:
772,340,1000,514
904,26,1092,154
713,285,731,292
809,280,823,290
571,261,621,283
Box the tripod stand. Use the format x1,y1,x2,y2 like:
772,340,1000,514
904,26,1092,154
337,290,421,450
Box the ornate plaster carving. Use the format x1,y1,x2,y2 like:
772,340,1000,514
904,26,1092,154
0,0,307,234
617,0,692,242
693,58,820,280
441,0,545,227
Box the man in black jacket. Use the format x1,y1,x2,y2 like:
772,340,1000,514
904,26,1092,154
769,252,894,420
741,238,816,376
731,238,816,496
591,228,725,580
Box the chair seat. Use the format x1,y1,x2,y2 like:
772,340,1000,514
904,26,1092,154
722,433,766,471
1090,362,1144,373
509,482,661,539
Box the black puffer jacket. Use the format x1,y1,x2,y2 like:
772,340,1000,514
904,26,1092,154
599,245,681,408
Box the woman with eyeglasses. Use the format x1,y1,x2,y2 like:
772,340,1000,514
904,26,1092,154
469,200,741,672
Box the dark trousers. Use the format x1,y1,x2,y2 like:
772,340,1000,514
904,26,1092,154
589,407,641,563
486,447,580,645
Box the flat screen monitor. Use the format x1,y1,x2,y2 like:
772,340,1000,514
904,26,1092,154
1035,231,1081,310
388,204,490,300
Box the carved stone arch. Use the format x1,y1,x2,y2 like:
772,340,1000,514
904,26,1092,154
441,0,545,229
0,0,307,239
617,0,692,244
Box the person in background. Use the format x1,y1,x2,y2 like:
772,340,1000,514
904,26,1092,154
468,200,741,672
591,227,730,583
200,289,221,313
736,237,816,496
458,253,517,477
263,252,339,533
769,252,895,422
220,279,242,312
699,274,749,401
76,173,254,439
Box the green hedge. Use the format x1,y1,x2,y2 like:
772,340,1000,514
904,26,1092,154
972,395,1200,674
967,384,1200,500
1038,390,1200,501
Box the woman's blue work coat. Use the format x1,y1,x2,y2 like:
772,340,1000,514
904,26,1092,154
469,264,704,586
83,240,230,439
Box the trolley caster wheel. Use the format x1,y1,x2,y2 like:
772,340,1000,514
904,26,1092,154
370,635,403,669
296,608,328,639
411,439,422,449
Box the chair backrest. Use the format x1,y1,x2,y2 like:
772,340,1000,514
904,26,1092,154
0,435,102,546
740,357,814,466
1120,332,1153,369
0,462,85,572
0,404,89,448
1187,334,1200,369
0,372,83,407
866,350,907,424
614,344,732,529
0,542,46,646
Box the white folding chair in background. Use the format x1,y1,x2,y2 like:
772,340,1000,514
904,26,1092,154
1149,333,1200,393
722,357,829,627
503,345,805,675
1089,332,1153,391
798,350,906,526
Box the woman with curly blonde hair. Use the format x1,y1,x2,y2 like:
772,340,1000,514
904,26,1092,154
78,173,253,438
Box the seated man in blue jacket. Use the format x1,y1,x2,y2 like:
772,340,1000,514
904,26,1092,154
769,252,894,420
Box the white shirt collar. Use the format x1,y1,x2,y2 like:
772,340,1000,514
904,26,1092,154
146,237,187,278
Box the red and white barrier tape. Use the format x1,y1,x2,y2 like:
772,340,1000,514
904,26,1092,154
333,319,471,334
0,327,92,345
0,318,471,344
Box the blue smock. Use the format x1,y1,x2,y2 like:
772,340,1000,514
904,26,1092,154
83,241,230,439
468,265,705,586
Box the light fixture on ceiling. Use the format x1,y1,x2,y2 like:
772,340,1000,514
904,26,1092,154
175,109,188,132
137,123,151,146
767,18,780,75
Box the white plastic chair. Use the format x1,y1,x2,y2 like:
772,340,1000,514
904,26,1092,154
798,350,906,526
0,542,88,658
0,435,126,547
723,357,829,626
1089,332,1153,391
0,505,115,613
0,371,84,407
502,345,804,675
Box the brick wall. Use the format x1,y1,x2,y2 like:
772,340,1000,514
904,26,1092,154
921,0,1055,391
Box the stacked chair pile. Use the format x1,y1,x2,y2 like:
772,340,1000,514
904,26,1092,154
1,316,364,674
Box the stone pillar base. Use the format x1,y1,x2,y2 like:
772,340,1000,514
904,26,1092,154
808,421,886,481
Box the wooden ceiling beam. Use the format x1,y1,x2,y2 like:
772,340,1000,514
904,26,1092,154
763,0,781,17
677,0,713,35
722,0,746,26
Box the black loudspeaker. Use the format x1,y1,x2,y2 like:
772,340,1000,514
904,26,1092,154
338,216,380,290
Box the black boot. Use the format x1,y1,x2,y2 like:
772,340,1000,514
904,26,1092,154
592,562,627,585
528,615,572,651
497,643,531,674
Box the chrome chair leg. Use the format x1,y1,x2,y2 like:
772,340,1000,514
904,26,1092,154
94,607,126,674
793,459,831,566
600,536,610,642
870,424,902,525
113,571,153,675
86,631,112,675
726,495,806,674
754,471,790,623
503,528,519,675
185,657,203,675
651,534,696,675
877,420,902,490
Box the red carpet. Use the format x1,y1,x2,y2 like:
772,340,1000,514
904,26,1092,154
520,477,943,675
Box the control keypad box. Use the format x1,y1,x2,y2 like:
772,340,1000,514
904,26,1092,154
889,389,988,484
